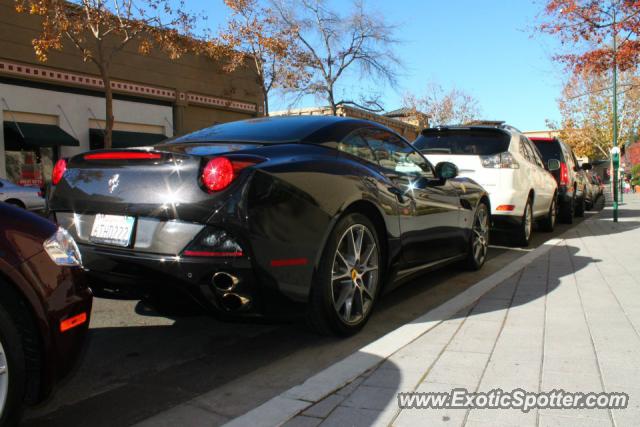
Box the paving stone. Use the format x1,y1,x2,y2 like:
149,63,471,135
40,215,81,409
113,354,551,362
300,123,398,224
481,279,516,301
376,368,422,391
538,413,612,427
382,341,444,374
302,394,346,419
542,356,599,374
467,407,537,426
320,406,395,427
599,364,640,391
418,321,464,345
333,375,366,397
423,351,489,388
282,415,323,427
341,385,398,412
446,320,503,354
135,402,228,427
480,359,540,390
611,409,640,427
541,370,603,392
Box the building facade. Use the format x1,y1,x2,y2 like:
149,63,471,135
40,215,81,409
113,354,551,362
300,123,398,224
271,105,426,141
0,0,263,185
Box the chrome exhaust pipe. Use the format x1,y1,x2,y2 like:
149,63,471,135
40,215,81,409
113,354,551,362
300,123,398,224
212,272,239,292
220,293,250,311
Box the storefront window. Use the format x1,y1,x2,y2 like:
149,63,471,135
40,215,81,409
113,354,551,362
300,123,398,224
5,147,55,187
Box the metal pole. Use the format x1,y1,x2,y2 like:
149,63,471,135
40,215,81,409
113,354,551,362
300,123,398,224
612,7,619,222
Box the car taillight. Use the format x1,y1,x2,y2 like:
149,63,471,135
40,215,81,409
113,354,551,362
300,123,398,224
201,157,235,192
480,152,519,169
200,156,264,193
52,159,67,185
560,162,569,186
183,227,243,257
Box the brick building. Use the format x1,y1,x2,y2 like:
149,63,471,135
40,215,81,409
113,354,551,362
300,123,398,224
0,0,263,185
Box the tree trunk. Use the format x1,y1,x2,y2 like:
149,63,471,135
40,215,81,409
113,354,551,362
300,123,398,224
263,87,269,117
101,69,114,149
329,93,337,116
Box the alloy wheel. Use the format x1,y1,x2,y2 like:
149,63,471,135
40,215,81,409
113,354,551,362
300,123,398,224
472,206,489,265
0,337,8,417
331,224,379,325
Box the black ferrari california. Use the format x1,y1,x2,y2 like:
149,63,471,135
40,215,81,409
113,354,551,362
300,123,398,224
49,116,490,335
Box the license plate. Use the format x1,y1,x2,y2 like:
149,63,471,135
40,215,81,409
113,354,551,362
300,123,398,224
90,214,135,247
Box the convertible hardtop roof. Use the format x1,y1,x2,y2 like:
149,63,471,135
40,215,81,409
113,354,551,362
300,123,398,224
169,115,395,144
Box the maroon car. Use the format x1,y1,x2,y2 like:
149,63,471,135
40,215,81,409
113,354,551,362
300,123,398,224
0,203,92,426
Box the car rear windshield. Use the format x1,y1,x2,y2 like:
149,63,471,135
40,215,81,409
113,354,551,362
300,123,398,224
413,129,510,155
531,139,564,161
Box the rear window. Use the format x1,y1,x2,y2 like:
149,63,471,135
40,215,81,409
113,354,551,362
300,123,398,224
413,129,510,156
531,139,564,162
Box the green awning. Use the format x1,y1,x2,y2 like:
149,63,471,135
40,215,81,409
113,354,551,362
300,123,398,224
90,128,167,149
4,121,79,148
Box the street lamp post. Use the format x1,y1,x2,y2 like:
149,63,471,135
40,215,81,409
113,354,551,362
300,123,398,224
612,7,619,222
612,146,620,222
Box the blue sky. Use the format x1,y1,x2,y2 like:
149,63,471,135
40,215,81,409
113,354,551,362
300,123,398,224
192,0,566,131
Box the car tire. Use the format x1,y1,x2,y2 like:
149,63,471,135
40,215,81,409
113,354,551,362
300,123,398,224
594,194,605,211
559,194,575,224
0,302,26,427
307,213,382,336
514,198,533,247
464,202,490,270
540,195,557,232
575,194,585,217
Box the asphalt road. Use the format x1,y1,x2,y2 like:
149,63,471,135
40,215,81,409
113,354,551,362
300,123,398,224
22,213,595,426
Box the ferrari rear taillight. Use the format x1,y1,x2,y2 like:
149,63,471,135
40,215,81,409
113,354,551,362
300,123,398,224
201,157,235,192
52,159,67,185
560,162,570,186
200,156,264,193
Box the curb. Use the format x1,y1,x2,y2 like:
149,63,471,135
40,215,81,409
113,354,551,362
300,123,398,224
222,221,592,427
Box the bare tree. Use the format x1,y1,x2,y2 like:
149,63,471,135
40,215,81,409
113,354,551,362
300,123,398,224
403,82,482,126
274,0,400,115
16,0,202,148
221,0,307,116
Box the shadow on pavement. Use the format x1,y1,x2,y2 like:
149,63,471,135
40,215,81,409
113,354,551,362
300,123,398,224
322,243,603,426
23,214,629,427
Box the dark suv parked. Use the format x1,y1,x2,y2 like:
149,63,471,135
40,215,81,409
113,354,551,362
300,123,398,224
530,137,590,223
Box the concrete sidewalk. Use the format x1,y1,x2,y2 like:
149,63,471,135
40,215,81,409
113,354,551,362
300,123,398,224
234,195,640,427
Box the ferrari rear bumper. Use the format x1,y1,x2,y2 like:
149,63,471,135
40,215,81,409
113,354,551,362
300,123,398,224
77,243,275,315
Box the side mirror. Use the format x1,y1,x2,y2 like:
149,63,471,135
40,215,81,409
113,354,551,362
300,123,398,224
581,163,592,170
435,161,458,180
547,159,561,171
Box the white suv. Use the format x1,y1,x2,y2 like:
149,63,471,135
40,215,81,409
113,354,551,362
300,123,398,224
413,125,558,246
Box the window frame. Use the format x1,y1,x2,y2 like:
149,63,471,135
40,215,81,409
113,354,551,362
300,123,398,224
524,137,546,169
337,129,379,165
357,127,436,178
